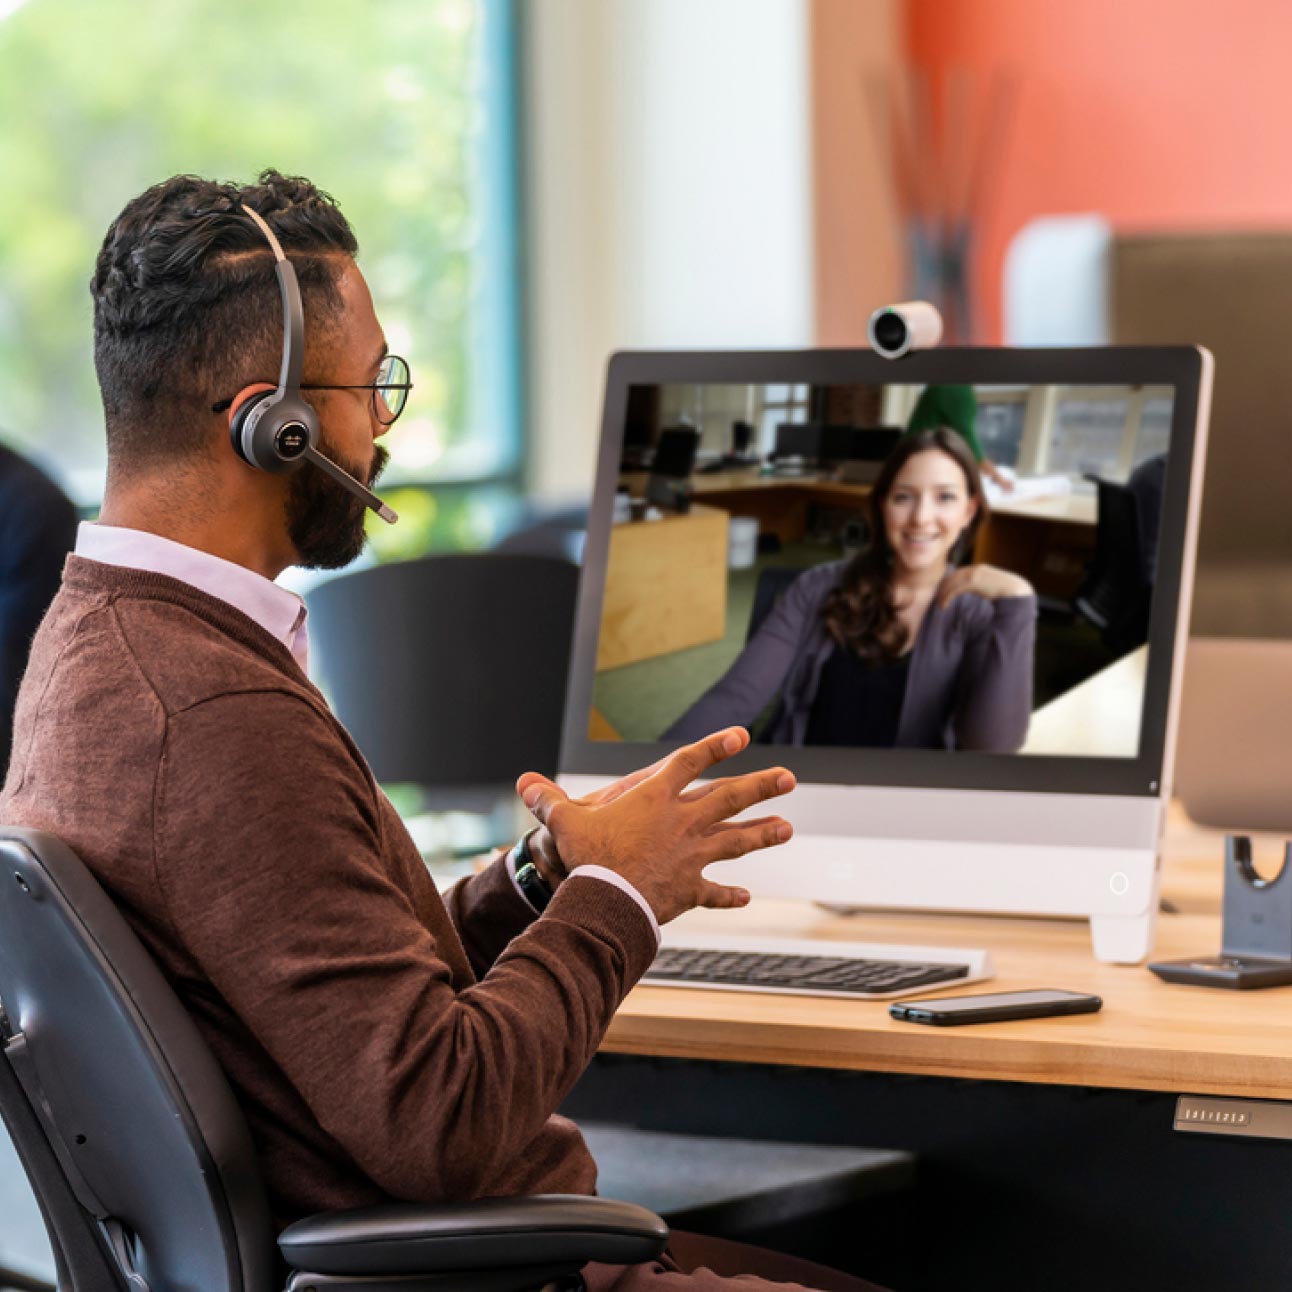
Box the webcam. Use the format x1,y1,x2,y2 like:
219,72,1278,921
867,302,944,359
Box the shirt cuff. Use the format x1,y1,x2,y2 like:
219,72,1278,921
566,866,661,946
509,847,661,946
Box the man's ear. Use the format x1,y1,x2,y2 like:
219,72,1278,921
226,382,277,426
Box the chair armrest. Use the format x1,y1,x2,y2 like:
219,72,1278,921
279,1194,669,1278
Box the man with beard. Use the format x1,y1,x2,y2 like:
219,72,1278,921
0,174,879,1292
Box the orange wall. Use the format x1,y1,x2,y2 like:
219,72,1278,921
810,0,904,344
816,0,1292,341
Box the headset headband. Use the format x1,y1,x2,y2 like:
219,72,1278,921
241,204,304,396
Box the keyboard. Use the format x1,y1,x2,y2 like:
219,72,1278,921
643,933,993,1000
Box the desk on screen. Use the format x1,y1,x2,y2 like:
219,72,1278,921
596,505,729,671
1023,644,1147,757
628,470,1096,602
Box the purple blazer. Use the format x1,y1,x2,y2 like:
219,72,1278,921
664,560,1037,751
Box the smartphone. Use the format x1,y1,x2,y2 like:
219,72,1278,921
889,988,1102,1026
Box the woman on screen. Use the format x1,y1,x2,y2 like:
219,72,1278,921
664,428,1037,751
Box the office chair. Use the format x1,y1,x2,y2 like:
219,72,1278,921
746,567,805,643
307,554,580,789
1074,475,1152,656
492,507,588,565
0,827,668,1292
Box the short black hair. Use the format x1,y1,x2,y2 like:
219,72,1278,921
90,169,359,473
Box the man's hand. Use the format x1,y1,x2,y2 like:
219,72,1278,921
525,752,676,889
515,727,795,925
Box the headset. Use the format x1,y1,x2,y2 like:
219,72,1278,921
227,204,398,524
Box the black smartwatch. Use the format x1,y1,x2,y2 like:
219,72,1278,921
512,828,554,912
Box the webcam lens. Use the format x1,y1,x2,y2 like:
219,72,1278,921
872,313,908,352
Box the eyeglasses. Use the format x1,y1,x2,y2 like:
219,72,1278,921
212,354,413,427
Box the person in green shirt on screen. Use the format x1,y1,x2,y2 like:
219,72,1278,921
906,383,1014,491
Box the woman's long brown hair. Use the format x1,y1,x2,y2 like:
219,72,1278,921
820,427,987,664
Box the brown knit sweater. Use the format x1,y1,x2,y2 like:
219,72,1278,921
0,556,658,1228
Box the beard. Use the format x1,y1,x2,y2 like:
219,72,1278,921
286,437,390,570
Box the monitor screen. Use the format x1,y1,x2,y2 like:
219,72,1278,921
773,422,823,462
650,426,700,478
564,349,1206,798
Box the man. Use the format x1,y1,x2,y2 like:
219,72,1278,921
0,440,78,774
0,172,879,1292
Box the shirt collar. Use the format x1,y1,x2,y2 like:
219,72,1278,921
74,522,310,673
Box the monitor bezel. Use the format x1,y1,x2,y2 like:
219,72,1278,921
560,346,1206,798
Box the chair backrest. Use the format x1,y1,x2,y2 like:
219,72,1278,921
746,567,805,643
1074,477,1151,653
307,554,580,788
0,828,276,1292
492,514,586,565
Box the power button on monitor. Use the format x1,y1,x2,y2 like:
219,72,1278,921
1110,871,1130,897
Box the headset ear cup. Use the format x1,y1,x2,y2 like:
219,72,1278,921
229,388,277,468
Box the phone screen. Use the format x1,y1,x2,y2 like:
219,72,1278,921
910,989,1089,1014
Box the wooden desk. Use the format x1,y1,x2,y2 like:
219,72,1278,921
567,811,1292,1289
1022,644,1147,757
975,490,1097,600
602,808,1284,1097
691,471,867,546
632,472,1098,597
596,506,729,670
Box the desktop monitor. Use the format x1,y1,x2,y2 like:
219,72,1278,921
561,348,1212,963
650,426,700,479
818,425,857,466
772,422,824,462
847,426,903,462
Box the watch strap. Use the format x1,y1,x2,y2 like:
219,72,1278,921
513,828,554,912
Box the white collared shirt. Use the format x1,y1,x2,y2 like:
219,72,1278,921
75,523,310,672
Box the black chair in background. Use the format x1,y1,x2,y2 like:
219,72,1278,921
0,441,79,782
491,506,588,565
746,567,805,643
0,827,668,1292
307,554,580,794
1074,476,1153,657
645,428,699,512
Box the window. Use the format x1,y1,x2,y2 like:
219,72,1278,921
0,0,521,532
975,392,1027,467
1133,397,1172,467
1048,396,1130,479
757,383,809,454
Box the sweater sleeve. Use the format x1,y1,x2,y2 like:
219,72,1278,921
446,850,539,976
155,691,656,1203
663,568,821,740
951,594,1038,752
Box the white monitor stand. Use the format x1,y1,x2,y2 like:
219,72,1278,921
560,777,1164,963
560,346,1213,965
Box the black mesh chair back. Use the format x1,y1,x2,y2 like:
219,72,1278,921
746,567,805,643
0,827,276,1292
491,506,588,565
307,554,579,788
1074,476,1152,655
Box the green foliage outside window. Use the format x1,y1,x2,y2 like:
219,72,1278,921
0,0,519,514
